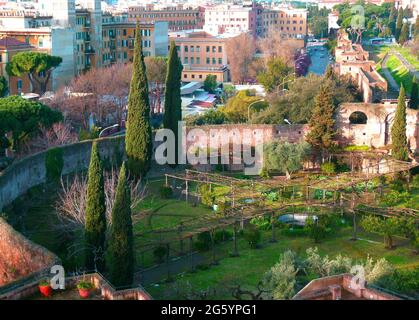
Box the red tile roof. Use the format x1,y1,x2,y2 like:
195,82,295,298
0,37,31,49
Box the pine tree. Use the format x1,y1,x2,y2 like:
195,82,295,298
107,162,134,288
391,85,409,161
398,22,410,45
125,22,152,178
163,41,183,165
305,85,336,161
84,141,107,272
395,8,403,41
410,76,418,110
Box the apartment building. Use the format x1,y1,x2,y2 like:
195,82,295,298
170,31,237,83
127,4,205,31
0,0,168,91
203,2,263,36
102,16,168,66
0,37,34,95
261,7,308,40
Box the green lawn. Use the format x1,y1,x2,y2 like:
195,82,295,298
145,226,419,300
386,55,414,94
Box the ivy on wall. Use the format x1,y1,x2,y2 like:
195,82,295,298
45,147,64,183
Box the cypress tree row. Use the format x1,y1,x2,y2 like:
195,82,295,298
125,22,152,178
85,141,107,272
163,41,183,165
398,22,410,45
391,85,409,161
410,76,418,110
389,6,397,35
395,8,403,41
305,85,336,162
107,162,134,288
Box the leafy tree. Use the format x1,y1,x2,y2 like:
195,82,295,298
163,41,183,166
262,250,298,300
256,57,294,93
84,141,107,271
253,74,360,125
410,76,418,109
203,74,218,93
360,215,404,249
184,109,228,126
221,90,268,123
395,7,403,41
391,85,409,161
107,162,134,287
305,85,337,160
125,22,153,178
6,52,62,94
0,76,7,97
415,15,419,39
308,6,330,38
264,141,311,180
0,96,62,150
398,22,410,45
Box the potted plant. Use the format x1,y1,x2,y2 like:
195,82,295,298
77,280,94,299
38,280,52,297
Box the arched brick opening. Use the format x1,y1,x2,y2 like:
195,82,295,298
349,111,368,124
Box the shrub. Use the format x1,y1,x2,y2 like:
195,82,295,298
195,232,212,251
321,162,336,175
199,184,215,207
259,167,270,179
214,230,233,243
250,216,272,231
153,245,168,263
244,224,262,249
79,126,101,141
383,190,411,206
77,280,94,290
45,147,64,183
160,185,173,199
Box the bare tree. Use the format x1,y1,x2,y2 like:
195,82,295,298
145,57,167,114
47,63,133,130
55,170,147,233
226,33,256,83
257,29,295,66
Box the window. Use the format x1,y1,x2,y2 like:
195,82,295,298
212,58,216,64
206,46,210,53
206,57,210,64
190,57,194,64
190,45,194,52
212,46,216,53
17,79,22,94
184,46,188,52
184,57,188,64
196,57,200,64
196,46,200,52
218,46,222,53
218,58,222,65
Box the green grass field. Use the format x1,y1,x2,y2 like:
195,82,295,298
386,55,414,93
145,226,419,300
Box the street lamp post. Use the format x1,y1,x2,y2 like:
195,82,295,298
247,99,265,123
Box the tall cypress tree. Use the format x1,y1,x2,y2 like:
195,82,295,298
415,16,419,39
410,76,418,109
395,8,403,41
389,5,397,35
398,22,410,45
391,85,409,161
125,22,152,178
107,162,134,288
163,41,183,165
85,141,107,272
305,85,336,161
